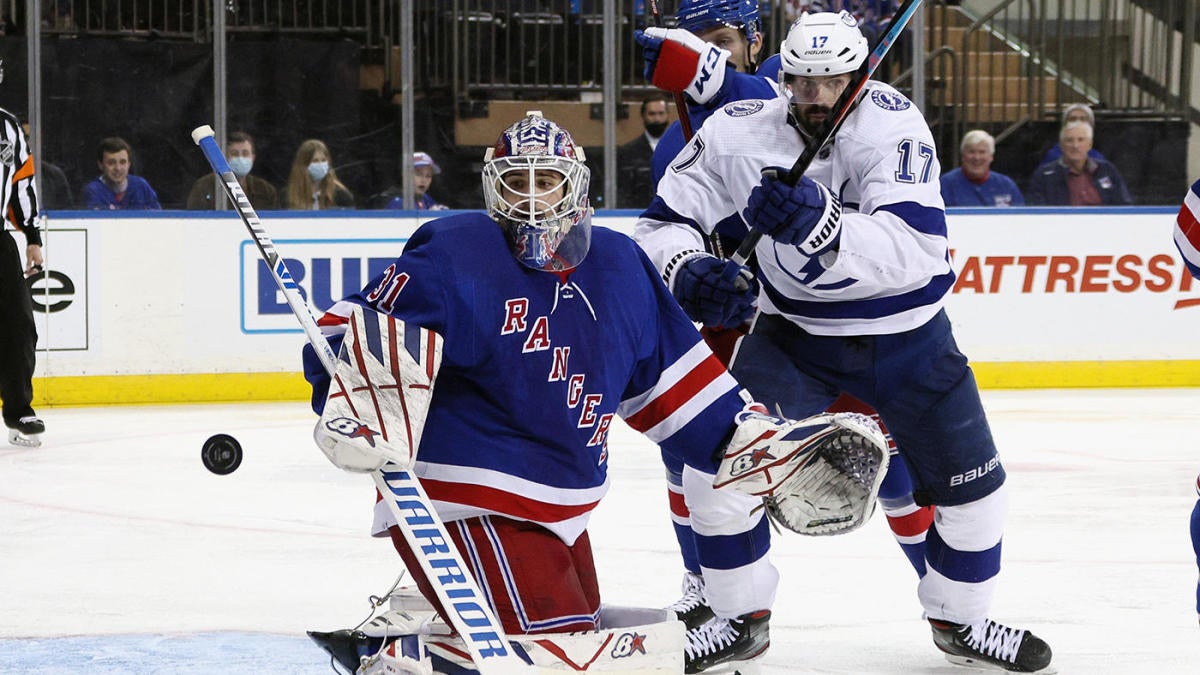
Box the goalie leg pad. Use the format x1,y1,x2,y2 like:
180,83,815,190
314,304,443,472
420,615,685,673
714,410,889,536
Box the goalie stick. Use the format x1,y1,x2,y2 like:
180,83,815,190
190,126,528,675
729,0,925,266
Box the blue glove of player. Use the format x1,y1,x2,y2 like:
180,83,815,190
670,254,759,328
634,27,729,104
743,168,843,256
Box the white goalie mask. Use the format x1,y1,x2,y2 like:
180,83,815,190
482,111,593,272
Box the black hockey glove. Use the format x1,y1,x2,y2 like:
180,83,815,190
671,254,758,328
743,168,842,256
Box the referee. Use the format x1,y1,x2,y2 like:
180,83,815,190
0,58,45,447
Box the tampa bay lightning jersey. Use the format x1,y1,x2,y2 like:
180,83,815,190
305,212,750,545
649,55,781,189
1174,179,1200,279
635,83,953,336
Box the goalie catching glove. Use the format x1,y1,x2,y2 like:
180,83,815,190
313,304,443,473
713,408,888,536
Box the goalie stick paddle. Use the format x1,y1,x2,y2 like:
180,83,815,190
729,0,925,266
190,126,528,675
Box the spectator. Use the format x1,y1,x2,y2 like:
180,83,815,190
939,129,1024,207
1038,103,1106,167
81,137,161,210
284,139,354,210
1027,120,1132,206
366,152,447,210
617,92,670,208
186,131,278,210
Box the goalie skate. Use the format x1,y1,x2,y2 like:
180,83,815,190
7,416,44,448
714,410,888,536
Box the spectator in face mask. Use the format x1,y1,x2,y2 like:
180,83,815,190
186,131,279,209
616,92,672,209
285,138,354,210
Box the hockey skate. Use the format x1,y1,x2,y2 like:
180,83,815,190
684,611,770,674
309,588,441,673
7,416,44,448
669,572,716,630
929,618,1054,673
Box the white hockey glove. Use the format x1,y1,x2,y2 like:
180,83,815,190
635,27,730,104
713,409,889,536
314,305,443,473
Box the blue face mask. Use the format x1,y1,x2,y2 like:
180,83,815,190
308,161,329,182
229,156,253,177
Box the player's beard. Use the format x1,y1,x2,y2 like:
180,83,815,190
795,103,830,137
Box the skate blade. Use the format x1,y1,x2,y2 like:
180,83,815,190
707,662,762,675
944,654,1058,674
8,429,42,448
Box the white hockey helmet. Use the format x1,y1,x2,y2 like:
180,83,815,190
779,11,868,77
482,111,592,272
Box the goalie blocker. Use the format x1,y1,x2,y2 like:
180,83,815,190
314,304,443,473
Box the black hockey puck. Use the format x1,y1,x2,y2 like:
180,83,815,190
201,433,243,475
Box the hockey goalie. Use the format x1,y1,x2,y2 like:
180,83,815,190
301,111,888,674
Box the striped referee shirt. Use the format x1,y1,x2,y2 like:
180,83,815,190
0,106,41,246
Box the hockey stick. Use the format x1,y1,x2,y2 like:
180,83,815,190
646,0,695,140
729,0,925,266
191,126,528,675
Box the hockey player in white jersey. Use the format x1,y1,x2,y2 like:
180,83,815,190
638,6,936,635
635,11,1054,673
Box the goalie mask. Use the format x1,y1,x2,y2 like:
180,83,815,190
483,111,592,272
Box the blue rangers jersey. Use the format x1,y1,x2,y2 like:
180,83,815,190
635,83,952,336
304,212,751,545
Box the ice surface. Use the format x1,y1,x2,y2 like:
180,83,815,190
2,390,1199,673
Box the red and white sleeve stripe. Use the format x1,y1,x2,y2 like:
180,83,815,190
1174,179,1200,279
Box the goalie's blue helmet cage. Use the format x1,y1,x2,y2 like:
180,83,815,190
676,0,760,45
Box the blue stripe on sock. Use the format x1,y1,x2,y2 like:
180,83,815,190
693,516,770,571
925,523,1001,583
